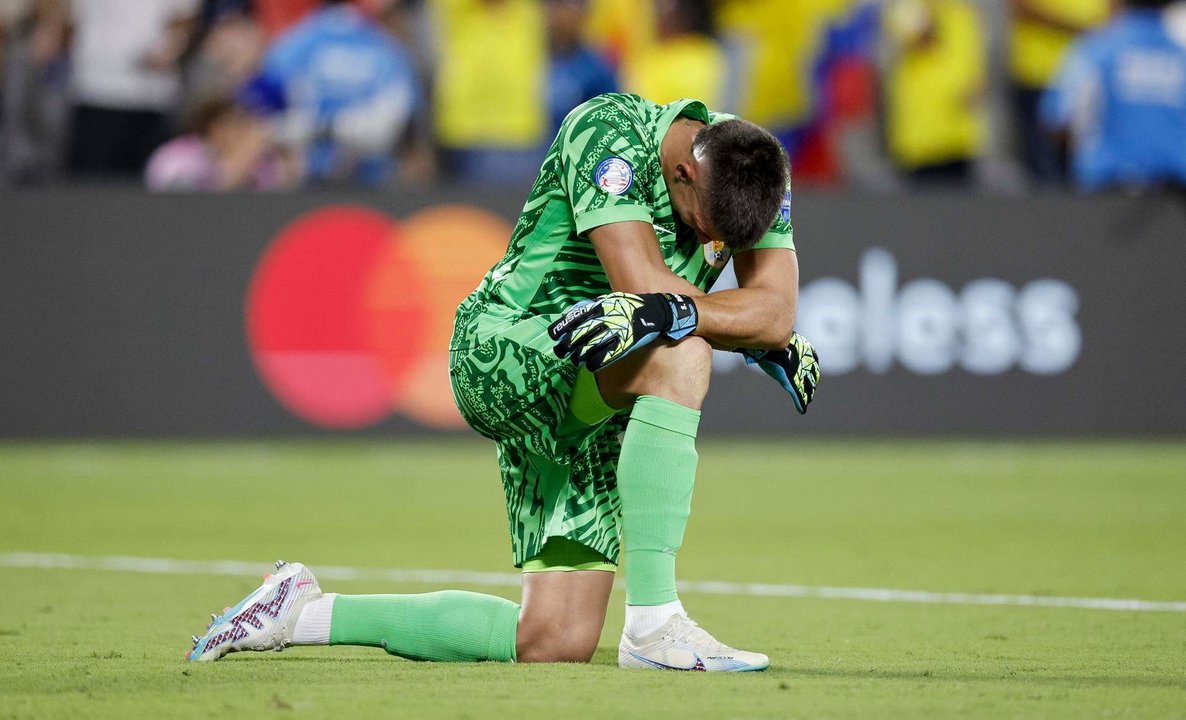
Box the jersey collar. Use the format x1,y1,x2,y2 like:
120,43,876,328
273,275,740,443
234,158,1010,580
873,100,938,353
650,98,711,244
652,98,711,151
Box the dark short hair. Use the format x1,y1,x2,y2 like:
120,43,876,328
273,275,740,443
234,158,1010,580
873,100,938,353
692,119,789,251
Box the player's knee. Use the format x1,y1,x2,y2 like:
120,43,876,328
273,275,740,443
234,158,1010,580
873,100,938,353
663,334,713,371
519,638,597,664
516,617,599,664
599,336,713,410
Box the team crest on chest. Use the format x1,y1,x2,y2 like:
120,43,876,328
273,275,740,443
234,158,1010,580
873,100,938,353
594,157,634,196
703,240,731,269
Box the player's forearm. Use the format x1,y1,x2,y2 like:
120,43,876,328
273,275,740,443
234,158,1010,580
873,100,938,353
606,267,793,349
692,287,796,350
588,222,795,348
604,258,706,298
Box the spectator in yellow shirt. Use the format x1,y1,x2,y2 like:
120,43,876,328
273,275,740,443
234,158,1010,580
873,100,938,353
430,0,548,184
583,0,653,69
714,0,849,156
621,0,726,108
1009,0,1114,181
882,0,987,184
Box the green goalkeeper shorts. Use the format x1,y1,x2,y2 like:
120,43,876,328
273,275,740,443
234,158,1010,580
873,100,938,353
449,308,624,568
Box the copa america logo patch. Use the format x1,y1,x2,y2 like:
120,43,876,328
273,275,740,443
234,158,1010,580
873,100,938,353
780,189,792,223
594,157,633,196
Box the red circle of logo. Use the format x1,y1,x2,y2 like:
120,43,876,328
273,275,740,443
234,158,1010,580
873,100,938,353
245,204,512,430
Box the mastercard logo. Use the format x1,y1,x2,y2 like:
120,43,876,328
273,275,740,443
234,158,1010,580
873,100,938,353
245,204,512,430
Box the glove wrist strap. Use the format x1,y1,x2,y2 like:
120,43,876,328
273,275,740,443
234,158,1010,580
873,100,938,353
661,294,698,340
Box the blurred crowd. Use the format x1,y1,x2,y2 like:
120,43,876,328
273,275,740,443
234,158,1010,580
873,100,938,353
1,0,1185,192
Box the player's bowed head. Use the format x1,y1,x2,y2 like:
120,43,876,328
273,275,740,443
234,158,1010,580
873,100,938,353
671,118,790,252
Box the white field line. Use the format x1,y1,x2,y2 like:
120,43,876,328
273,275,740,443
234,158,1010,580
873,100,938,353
3,552,1185,614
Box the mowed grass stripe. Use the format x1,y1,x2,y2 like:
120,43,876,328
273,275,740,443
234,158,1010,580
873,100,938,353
5,552,1185,613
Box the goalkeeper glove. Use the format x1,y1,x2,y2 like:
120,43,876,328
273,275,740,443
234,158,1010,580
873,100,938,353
549,292,698,371
738,332,820,414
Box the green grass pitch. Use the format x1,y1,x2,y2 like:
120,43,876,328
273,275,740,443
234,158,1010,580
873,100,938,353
1,440,1184,718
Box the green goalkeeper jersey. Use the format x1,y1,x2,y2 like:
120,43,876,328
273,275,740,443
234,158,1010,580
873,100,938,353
451,93,794,350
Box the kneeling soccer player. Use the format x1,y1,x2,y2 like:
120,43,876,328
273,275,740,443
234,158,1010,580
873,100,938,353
188,93,820,671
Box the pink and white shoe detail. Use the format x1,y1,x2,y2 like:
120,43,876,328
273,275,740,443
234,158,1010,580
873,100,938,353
187,560,322,662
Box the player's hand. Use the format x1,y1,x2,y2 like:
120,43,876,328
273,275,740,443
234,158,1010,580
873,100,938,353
549,292,698,371
738,333,820,414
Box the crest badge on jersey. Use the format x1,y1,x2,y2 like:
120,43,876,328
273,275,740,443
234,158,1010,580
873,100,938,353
703,239,731,270
779,189,792,223
594,157,634,196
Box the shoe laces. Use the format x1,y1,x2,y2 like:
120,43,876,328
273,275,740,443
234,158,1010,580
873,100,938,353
665,614,729,652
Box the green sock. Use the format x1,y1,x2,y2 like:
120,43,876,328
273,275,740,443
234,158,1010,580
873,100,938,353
330,591,520,662
616,395,701,606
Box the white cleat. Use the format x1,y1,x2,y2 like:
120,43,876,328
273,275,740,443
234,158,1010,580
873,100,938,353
187,561,321,662
619,613,769,672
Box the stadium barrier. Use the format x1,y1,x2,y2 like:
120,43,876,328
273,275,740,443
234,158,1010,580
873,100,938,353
2,188,1184,437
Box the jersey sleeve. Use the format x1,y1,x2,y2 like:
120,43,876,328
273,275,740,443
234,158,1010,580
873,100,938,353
745,180,795,252
559,103,655,236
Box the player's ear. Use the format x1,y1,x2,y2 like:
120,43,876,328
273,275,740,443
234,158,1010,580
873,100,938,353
674,162,693,184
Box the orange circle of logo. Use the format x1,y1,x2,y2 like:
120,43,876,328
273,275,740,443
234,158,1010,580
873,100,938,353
245,204,511,430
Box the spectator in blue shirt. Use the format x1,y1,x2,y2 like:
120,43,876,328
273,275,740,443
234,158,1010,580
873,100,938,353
1042,0,1186,192
241,0,421,186
544,0,617,137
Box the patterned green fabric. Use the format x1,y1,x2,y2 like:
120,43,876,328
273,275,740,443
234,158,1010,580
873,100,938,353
449,93,795,567
451,93,794,346
449,310,627,566
496,431,625,568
